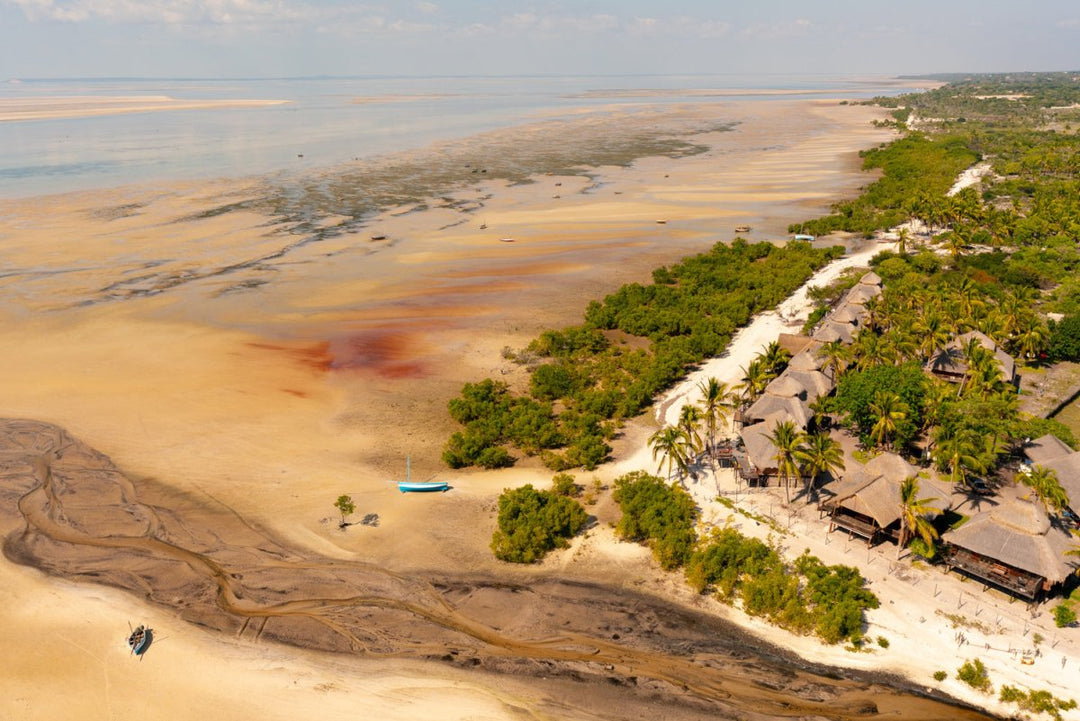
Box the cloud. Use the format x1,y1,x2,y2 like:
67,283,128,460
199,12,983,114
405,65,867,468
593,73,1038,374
741,18,813,40
1057,18,1080,29
5,0,331,26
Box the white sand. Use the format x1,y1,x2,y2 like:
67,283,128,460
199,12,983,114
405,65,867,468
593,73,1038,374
608,193,1080,717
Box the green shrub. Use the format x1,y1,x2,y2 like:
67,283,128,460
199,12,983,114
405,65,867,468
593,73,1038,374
490,485,588,563
613,471,698,570
956,658,992,693
933,670,948,682
551,472,579,497
1000,685,1078,720
877,636,890,648
685,535,877,645
445,241,841,469
1053,603,1077,628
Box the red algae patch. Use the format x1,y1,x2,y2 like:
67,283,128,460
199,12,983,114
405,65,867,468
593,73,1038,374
329,327,434,379
245,341,334,372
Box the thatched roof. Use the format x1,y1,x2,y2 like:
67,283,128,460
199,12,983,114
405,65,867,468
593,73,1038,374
846,284,882,305
943,485,1077,584
928,330,1017,384
777,333,815,356
859,271,882,286
741,417,781,472
784,369,833,401
830,305,863,325
1039,451,1080,515
823,453,947,529
1022,434,1073,466
743,393,812,429
788,348,824,372
765,374,807,399
813,320,855,344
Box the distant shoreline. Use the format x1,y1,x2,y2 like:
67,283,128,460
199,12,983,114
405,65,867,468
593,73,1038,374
0,95,290,122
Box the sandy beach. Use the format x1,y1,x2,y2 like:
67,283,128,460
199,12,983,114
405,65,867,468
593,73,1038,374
0,96,1020,720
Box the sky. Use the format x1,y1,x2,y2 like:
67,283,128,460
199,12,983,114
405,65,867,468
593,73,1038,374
1,0,1078,79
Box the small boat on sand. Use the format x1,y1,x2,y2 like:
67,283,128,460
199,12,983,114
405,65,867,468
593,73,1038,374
500,237,515,243
128,624,153,657
395,457,449,493
734,225,751,233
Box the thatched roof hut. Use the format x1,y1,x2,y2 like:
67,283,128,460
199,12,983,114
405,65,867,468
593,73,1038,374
788,348,824,372
942,485,1078,599
743,392,812,429
813,320,855,344
1022,434,1073,466
821,453,949,543
927,330,1018,386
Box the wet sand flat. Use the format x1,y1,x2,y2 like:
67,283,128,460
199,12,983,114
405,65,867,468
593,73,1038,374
0,97,980,720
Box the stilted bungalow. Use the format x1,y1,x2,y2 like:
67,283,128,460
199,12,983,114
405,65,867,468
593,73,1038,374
820,453,949,545
942,485,1078,601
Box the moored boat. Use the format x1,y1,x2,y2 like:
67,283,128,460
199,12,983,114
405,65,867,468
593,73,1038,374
394,456,449,493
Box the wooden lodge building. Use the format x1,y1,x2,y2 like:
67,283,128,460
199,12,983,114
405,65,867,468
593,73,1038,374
820,453,951,545
942,484,1078,601
927,330,1020,387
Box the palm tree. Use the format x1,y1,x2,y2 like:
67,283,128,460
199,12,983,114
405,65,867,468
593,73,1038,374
649,427,691,481
678,404,705,462
895,227,911,256
737,358,770,405
940,228,968,266
916,312,952,363
869,390,909,450
696,377,732,456
897,476,940,559
796,432,845,500
759,341,791,377
819,340,850,382
932,426,984,488
853,330,893,370
1012,316,1049,362
767,420,805,505
1023,465,1070,515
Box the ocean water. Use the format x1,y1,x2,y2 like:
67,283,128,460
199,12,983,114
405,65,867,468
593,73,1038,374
0,74,918,198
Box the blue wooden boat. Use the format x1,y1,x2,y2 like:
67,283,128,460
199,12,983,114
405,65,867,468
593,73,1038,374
395,456,449,493
398,480,449,493
128,624,153,657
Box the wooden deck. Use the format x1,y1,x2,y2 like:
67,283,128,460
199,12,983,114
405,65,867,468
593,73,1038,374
828,508,880,543
943,546,1044,600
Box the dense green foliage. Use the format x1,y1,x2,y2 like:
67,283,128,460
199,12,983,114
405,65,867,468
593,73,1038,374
490,484,588,563
956,658,992,693
1048,314,1080,361
1053,603,1077,628
826,363,927,449
612,471,698,569
446,240,842,470
999,685,1078,720
685,528,878,644
790,133,977,237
